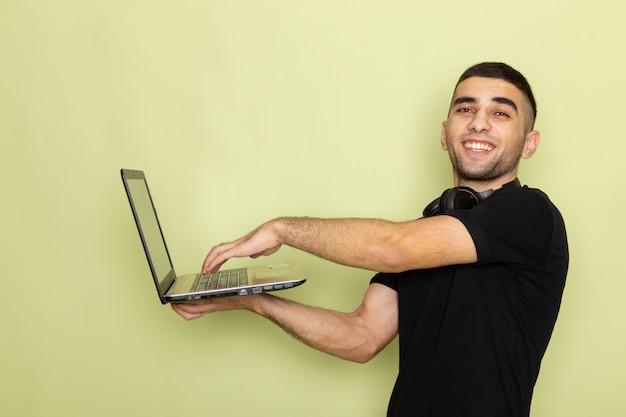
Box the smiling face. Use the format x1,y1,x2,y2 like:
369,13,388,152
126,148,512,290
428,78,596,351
441,76,540,190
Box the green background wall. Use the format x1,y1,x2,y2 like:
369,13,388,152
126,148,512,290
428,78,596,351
2,1,624,416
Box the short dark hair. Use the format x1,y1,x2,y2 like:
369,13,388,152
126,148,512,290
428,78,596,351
456,62,537,129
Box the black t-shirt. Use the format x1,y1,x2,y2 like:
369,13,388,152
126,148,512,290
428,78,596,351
371,185,568,417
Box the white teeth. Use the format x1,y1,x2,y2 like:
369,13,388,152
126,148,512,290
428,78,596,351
464,142,493,151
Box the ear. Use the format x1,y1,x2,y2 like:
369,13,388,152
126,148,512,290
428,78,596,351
521,130,540,159
440,121,449,151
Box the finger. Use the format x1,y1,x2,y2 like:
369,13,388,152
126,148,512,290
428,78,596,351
171,304,200,320
202,241,239,274
171,301,214,319
202,250,230,274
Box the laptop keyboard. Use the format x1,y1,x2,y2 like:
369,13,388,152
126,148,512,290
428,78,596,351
195,268,249,292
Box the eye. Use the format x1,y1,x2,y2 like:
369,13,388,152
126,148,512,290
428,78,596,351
494,111,510,118
457,107,473,113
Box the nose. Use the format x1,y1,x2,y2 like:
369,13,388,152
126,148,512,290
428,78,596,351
468,109,490,132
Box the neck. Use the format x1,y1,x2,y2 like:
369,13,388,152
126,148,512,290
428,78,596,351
453,173,520,192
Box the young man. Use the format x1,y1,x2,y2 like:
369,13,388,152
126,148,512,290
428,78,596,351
173,62,569,417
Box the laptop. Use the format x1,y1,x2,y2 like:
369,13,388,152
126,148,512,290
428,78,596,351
121,169,306,304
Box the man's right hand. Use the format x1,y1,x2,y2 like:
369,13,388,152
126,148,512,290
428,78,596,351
201,220,283,274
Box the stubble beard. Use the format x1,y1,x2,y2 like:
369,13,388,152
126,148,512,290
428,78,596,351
447,135,525,182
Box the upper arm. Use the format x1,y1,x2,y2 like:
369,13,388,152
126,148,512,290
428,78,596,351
351,282,399,360
383,215,477,272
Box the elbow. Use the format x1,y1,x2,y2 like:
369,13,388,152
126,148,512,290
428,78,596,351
346,353,375,364
350,353,376,364
365,229,418,273
344,343,384,364
374,246,415,273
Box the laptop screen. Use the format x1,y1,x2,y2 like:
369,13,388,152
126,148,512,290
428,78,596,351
123,171,174,290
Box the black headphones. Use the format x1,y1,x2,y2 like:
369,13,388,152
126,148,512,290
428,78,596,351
422,178,521,217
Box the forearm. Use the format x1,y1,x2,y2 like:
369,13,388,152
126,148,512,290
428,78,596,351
249,293,383,363
172,283,399,362
273,217,408,272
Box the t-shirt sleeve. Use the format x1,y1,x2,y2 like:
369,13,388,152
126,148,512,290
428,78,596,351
370,272,399,291
448,188,559,269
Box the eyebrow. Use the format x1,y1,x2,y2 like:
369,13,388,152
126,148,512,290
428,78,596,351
453,96,518,113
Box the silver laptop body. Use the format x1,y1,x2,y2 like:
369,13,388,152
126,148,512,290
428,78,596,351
121,169,306,304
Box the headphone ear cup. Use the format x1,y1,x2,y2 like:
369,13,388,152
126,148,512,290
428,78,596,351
423,184,496,218
422,197,441,218
423,188,453,217
439,188,456,214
